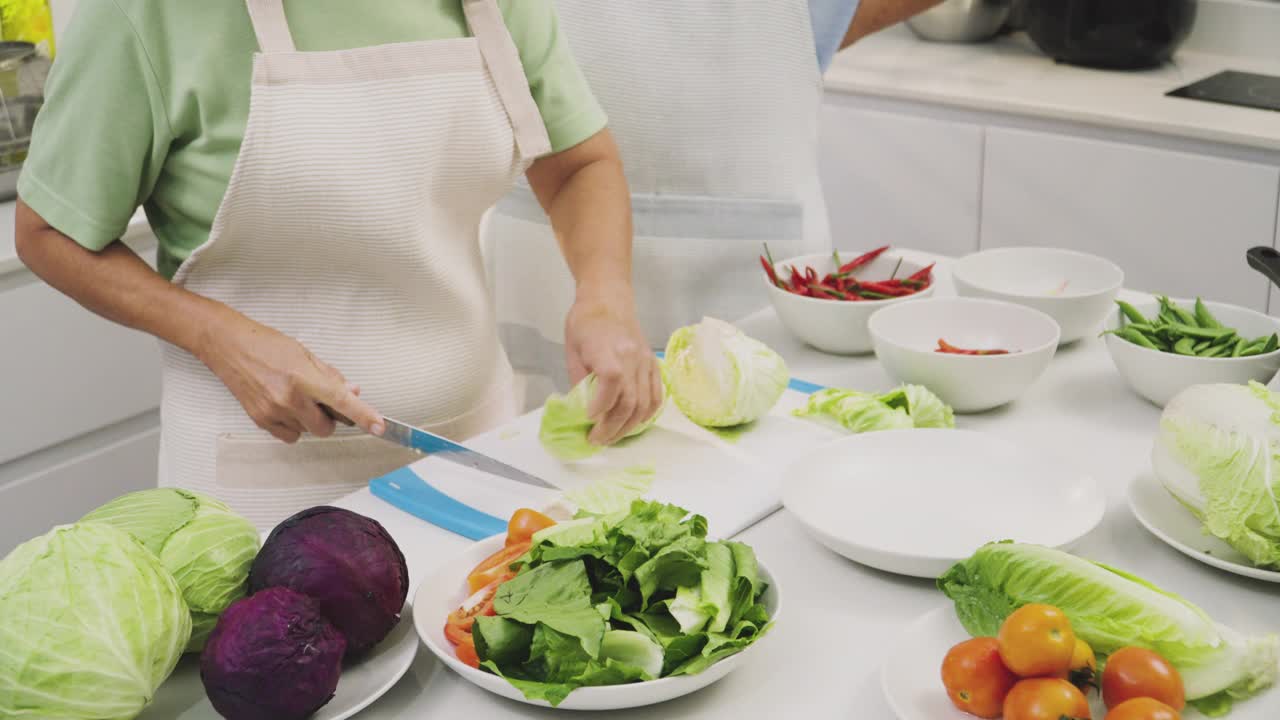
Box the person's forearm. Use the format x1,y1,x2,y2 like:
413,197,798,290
842,0,945,47
525,130,633,305
15,200,229,358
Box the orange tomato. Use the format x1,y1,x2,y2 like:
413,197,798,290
444,578,502,645
454,634,480,669
1101,647,1185,711
506,508,555,546
941,637,1018,718
466,541,530,593
1105,697,1181,720
998,604,1077,677
1004,678,1092,720
1056,637,1098,693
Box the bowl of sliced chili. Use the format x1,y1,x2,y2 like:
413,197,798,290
762,246,936,355
867,297,1060,413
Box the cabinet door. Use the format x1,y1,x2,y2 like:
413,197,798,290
0,425,158,555
820,100,983,257
981,128,1280,310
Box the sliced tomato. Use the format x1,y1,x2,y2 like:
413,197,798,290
467,541,530,593
507,508,555,546
455,634,480,669
445,577,504,642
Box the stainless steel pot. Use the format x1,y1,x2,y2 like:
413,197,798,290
906,0,1014,43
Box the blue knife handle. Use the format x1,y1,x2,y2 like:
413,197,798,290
369,467,506,540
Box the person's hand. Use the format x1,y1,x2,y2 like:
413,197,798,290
564,294,663,446
196,310,384,443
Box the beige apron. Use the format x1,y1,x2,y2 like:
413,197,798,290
158,0,550,529
484,0,829,408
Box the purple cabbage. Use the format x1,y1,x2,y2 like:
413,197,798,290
249,506,408,657
200,587,345,720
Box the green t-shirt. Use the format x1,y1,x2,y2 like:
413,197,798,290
19,0,606,279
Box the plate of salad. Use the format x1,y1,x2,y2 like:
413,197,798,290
413,502,779,710
882,542,1279,719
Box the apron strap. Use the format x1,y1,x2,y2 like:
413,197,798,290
462,0,553,162
244,0,297,54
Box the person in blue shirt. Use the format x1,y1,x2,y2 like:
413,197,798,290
488,0,943,410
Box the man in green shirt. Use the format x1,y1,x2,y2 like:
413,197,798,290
15,0,661,525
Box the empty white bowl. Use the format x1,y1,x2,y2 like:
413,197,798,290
766,251,936,355
1103,297,1280,407
953,247,1124,344
868,298,1060,413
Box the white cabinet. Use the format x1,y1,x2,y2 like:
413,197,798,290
0,424,158,554
819,99,984,258
981,128,1280,311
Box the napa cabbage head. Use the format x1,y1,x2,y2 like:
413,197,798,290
663,317,788,428
1153,382,1280,569
539,374,665,461
939,542,1279,715
82,488,261,651
0,523,191,720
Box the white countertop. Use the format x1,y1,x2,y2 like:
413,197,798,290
826,24,1280,153
334,257,1280,719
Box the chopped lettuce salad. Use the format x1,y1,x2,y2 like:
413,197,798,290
795,385,955,433
473,501,772,706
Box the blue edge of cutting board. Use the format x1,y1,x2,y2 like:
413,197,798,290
368,353,825,540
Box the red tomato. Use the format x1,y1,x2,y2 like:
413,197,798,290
507,508,555,546
1105,697,1181,720
1101,647,1185,710
467,541,530,593
941,637,1018,718
454,634,480,669
998,604,1077,677
1004,678,1092,720
444,578,503,645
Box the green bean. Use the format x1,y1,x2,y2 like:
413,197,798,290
1163,323,1236,340
1118,326,1160,350
1173,337,1197,356
1231,337,1248,357
1205,343,1233,358
1194,298,1222,329
1193,339,1212,354
1263,334,1278,354
1115,300,1149,326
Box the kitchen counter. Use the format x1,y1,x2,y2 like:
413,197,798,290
332,256,1280,719
826,24,1280,153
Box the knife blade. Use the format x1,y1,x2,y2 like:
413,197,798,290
377,415,556,489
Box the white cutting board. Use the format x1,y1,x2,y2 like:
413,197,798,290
393,385,845,539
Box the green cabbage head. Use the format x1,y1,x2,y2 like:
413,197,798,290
82,488,260,651
663,317,788,427
539,374,665,461
1153,382,1280,569
0,523,191,720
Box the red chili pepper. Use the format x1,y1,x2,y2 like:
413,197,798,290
805,267,818,284
936,339,1011,356
837,245,890,274
858,281,913,297
759,256,782,288
907,263,936,283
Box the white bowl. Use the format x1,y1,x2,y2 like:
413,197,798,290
953,247,1124,344
867,297,1060,413
766,251,936,355
413,534,781,711
1103,297,1280,407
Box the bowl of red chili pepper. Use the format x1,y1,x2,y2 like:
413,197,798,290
761,245,936,355
867,297,1060,413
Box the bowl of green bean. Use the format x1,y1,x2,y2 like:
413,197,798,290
1103,296,1280,407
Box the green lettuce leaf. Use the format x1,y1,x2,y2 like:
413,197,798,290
493,561,606,658
879,384,956,429
539,375,665,461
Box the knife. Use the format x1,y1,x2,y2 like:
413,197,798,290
321,405,554,489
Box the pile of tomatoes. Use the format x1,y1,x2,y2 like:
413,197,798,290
442,508,556,668
941,603,1186,720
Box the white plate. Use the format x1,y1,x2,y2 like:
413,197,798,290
1128,473,1280,583
783,430,1105,578
413,534,780,711
882,605,1277,720
140,603,418,720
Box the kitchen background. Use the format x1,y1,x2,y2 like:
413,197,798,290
2,0,1279,554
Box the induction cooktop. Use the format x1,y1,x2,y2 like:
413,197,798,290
1167,70,1280,113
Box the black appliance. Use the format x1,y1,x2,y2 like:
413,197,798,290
1020,0,1199,70
1168,71,1280,113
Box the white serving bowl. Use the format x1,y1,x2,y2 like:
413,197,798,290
1103,297,1280,407
953,247,1124,344
414,534,781,711
867,297,1060,413
766,251,936,355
